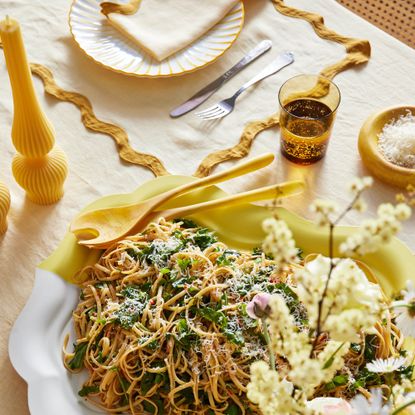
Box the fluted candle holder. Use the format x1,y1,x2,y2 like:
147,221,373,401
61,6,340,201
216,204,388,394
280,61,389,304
0,16,68,205
0,181,11,235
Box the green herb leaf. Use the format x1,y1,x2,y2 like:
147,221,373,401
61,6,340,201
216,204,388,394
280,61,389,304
216,250,240,267
172,277,188,289
225,403,241,415
188,286,199,294
175,319,199,351
146,340,159,351
217,292,228,309
114,286,149,329
68,342,88,370
78,385,99,397
117,373,131,406
324,381,336,391
173,218,198,229
143,397,164,414
177,258,191,271
197,307,228,328
352,368,382,391
325,375,348,391
364,334,378,361
398,364,414,380
95,282,107,289
126,248,140,260
119,375,131,392
191,228,217,250
333,374,348,386
223,328,245,346
139,239,183,267
141,372,157,395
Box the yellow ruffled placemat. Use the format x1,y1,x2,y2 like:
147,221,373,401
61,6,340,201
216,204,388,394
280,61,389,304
1,0,371,178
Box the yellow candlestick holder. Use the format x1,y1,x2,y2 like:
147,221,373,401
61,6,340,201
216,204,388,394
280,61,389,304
0,180,11,235
0,16,68,205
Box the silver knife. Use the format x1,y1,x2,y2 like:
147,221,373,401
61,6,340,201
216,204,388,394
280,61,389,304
170,39,273,118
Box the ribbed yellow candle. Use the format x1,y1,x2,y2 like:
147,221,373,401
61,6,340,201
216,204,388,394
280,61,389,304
0,16,68,205
0,181,11,235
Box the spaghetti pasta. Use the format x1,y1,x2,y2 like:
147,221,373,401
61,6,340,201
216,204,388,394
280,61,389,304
64,218,407,414
63,219,296,414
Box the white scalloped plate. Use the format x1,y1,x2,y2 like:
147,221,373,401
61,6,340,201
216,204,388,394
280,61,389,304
69,0,244,78
9,175,415,415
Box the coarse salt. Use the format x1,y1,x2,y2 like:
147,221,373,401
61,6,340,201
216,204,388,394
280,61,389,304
378,110,415,169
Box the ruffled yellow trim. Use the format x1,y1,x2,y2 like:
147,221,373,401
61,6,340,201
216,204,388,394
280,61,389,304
28,64,169,177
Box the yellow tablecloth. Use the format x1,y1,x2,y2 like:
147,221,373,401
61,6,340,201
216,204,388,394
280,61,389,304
0,0,414,413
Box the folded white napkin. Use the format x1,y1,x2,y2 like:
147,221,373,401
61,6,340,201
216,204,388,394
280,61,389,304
105,0,240,61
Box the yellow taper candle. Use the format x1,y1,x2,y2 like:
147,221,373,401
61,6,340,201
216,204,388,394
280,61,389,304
0,16,68,205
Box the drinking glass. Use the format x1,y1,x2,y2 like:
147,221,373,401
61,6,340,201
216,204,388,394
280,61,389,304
278,74,341,164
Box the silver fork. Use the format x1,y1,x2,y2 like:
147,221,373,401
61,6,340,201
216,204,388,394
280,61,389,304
195,51,294,120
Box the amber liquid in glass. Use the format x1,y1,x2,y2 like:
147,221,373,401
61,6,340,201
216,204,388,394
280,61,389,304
280,99,334,164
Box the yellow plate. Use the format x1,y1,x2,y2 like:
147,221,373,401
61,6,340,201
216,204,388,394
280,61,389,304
69,0,244,78
358,106,415,188
40,175,415,296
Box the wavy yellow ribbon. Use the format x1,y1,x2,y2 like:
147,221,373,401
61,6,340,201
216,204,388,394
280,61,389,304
194,0,371,177
0,36,169,177
1,0,371,178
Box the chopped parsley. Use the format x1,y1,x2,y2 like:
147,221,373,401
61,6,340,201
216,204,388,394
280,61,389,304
177,258,191,271
196,307,228,329
190,228,217,250
139,238,183,267
216,249,240,267
114,286,149,329
175,319,199,350
173,218,198,229
352,368,382,391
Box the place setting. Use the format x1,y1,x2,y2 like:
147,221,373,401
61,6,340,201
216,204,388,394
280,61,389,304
1,1,415,415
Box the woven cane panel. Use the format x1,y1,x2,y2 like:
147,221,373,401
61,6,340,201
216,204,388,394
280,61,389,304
337,0,415,48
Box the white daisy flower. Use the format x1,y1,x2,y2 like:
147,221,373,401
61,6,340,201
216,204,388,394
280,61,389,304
350,389,390,415
366,356,406,373
393,281,415,338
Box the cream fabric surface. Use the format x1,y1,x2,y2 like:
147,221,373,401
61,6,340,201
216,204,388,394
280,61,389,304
107,0,240,61
0,0,414,413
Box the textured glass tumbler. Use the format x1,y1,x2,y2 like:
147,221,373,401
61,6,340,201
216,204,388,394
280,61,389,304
279,74,341,165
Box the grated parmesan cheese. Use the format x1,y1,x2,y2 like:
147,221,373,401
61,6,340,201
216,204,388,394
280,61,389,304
378,110,415,169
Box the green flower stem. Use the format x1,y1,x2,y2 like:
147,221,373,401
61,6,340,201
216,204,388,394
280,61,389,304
386,372,395,403
261,317,275,370
322,342,345,369
391,399,415,415
310,191,362,357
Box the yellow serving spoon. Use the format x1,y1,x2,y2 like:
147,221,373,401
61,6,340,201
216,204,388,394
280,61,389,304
71,153,275,246
80,180,305,249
